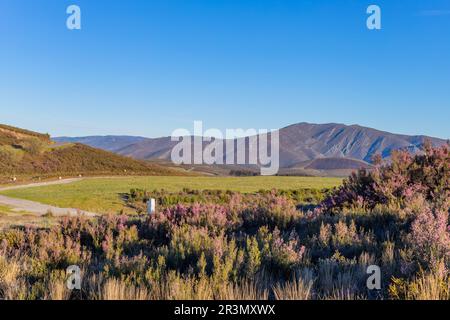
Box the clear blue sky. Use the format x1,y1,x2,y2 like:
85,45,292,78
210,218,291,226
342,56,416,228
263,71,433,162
1,0,449,138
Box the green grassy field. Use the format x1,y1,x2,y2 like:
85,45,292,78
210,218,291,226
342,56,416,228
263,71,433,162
0,176,342,213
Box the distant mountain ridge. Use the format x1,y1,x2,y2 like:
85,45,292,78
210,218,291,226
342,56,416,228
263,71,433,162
54,135,147,152
54,122,448,171
277,123,446,166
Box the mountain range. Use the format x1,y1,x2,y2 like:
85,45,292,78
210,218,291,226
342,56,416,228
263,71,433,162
54,123,448,176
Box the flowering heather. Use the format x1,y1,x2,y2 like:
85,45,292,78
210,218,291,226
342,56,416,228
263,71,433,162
409,202,450,269
321,143,449,212
0,145,449,300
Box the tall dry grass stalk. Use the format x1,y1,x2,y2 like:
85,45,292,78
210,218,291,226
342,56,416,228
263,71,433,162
0,255,20,286
409,273,450,300
323,287,367,300
156,276,213,300
390,262,450,300
0,254,22,300
273,269,315,300
221,280,269,300
100,278,149,300
47,279,71,300
149,274,268,300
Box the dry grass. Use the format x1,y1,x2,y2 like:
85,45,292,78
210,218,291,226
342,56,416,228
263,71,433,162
222,280,269,300
273,269,315,300
99,278,150,300
0,254,22,299
0,208,58,230
410,274,450,300
323,288,367,300
47,279,71,300
389,262,450,300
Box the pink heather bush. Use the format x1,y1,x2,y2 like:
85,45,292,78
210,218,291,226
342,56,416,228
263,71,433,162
320,169,383,212
257,227,306,275
321,143,449,213
318,144,450,278
409,203,450,269
241,191,301,230
160,203,230,232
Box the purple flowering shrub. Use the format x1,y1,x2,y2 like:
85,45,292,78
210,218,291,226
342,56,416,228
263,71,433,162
408,197,450,269
321,143,449,212
318,144,450,297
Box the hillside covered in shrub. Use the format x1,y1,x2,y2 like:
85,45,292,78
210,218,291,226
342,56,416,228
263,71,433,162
0,124,187,179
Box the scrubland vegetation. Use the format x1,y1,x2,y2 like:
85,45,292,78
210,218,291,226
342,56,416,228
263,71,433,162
0,124,187,184
0,143,448,300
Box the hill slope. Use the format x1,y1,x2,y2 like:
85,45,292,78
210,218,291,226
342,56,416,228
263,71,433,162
54,123,448,170
0,124,187,178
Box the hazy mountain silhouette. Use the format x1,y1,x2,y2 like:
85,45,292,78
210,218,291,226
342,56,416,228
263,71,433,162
54,122,447,170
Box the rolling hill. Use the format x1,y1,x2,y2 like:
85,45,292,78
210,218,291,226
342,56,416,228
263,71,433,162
0,124,188,180
54,122,448,174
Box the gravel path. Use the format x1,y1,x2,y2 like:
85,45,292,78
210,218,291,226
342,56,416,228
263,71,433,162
0,179,98,217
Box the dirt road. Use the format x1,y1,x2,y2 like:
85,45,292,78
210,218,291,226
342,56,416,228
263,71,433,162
0,179,98,217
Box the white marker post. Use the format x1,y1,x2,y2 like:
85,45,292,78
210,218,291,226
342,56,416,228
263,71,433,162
147,198,156,214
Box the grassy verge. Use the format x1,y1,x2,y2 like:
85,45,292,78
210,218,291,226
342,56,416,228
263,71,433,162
0,204,13,215
0,204,58,230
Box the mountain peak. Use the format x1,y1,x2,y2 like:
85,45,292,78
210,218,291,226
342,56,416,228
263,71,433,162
53,122,447,173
